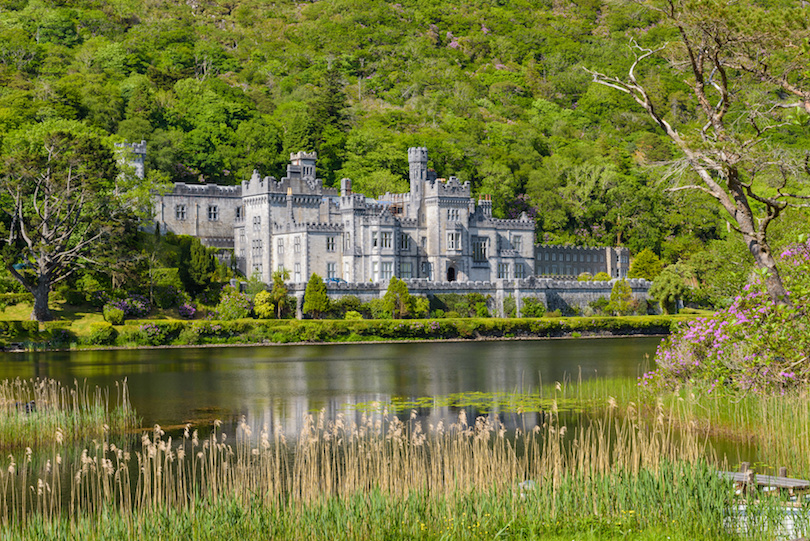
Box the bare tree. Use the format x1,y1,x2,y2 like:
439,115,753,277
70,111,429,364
585,0,810,304
1,129,120,321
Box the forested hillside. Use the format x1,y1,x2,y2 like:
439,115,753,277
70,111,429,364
1,0,808,305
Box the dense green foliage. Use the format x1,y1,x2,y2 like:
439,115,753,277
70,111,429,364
302,273,329,318
0,0,807,317
2,0,789,256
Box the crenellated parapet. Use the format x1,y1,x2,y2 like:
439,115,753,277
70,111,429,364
167,183,242,197
425,176,471,198
274,222,344,233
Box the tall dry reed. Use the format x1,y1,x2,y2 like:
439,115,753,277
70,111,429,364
0,378,138,448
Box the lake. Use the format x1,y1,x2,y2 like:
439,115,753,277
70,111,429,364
1,337,659,432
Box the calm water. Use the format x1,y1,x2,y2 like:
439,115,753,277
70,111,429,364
1,337,659,430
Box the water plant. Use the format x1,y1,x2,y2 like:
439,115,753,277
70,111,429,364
0,378,138,449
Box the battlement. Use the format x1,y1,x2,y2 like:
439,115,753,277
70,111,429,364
408,147,428,163
274,222,344,233
290,151,317,163
168,183,242,197
535,244,620,254
479,217,534,229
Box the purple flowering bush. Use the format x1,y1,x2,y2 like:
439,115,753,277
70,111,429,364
178,303,196,319
646,239,810,395
138,323,167,346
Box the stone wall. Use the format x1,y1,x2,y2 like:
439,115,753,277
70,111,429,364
284,277,651,318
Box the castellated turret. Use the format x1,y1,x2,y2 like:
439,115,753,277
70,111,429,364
408,147,428,220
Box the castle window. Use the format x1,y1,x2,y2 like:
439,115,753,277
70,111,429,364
208,205,219,221
236,206,243,220
421,261,431,279
511,234,522,252
382,232,392,249
587,254,591,262
399,233,410,251
344,261,350,279
400,262,413,279
372,261,380,282
372,232,379,248
327,262,337,279
253,216,261,232
473,238,488,262
239,231,245,245
447,232,460,251
294,236,301,253
344,232,352,250
277,238,284,255
565,254,571,262
497,263,510,279
447,208,460,221
294,263,301,283
382,262,393,280
551,253,557,261
515,263,526,279
175,205,186,221
326,236,336,252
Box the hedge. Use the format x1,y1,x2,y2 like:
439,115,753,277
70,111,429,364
1,316,680,350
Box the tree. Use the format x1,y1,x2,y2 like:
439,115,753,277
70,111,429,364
607,279,635,316
270,268,290,319
383,276,412,319
303,273,329,318
628,249,663,281
586,0,810,305
178,237,214,295
650,264,693,314
0,123,122,321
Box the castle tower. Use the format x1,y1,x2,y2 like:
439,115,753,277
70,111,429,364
289,151,317,179
408,147,428,220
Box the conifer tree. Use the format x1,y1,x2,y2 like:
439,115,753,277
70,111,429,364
303,273,329,318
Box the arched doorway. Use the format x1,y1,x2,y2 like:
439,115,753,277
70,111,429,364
447,267,456,282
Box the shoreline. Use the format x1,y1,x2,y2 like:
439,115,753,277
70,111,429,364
4,329,668,354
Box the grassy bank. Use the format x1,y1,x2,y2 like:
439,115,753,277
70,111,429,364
1,311,686,350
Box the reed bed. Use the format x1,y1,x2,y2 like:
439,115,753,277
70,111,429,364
0,378,138,449
0,399,763,540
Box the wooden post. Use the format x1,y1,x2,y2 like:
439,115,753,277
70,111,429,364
779,467,787,477
740,462,750,473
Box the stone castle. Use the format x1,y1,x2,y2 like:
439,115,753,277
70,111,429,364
154,148,630,285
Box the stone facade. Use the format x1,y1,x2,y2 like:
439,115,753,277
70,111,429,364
155,148,630,284
534,245,629,279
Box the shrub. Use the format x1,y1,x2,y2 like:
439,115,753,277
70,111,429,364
103,305,125,325
253,290,275,319
474,302,490,318
546,309,562,318
154,285,185,309
216,285,252,320
592,272,612,281
138,323,167,346
88,290,111,308
178,303,196,319
577,272,593,281
60,287,86,305
85,323,118,346
521,297,546,317
588,297,610,316
345,310,363,320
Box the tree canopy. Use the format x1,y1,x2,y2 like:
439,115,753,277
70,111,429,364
0,122,123,320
